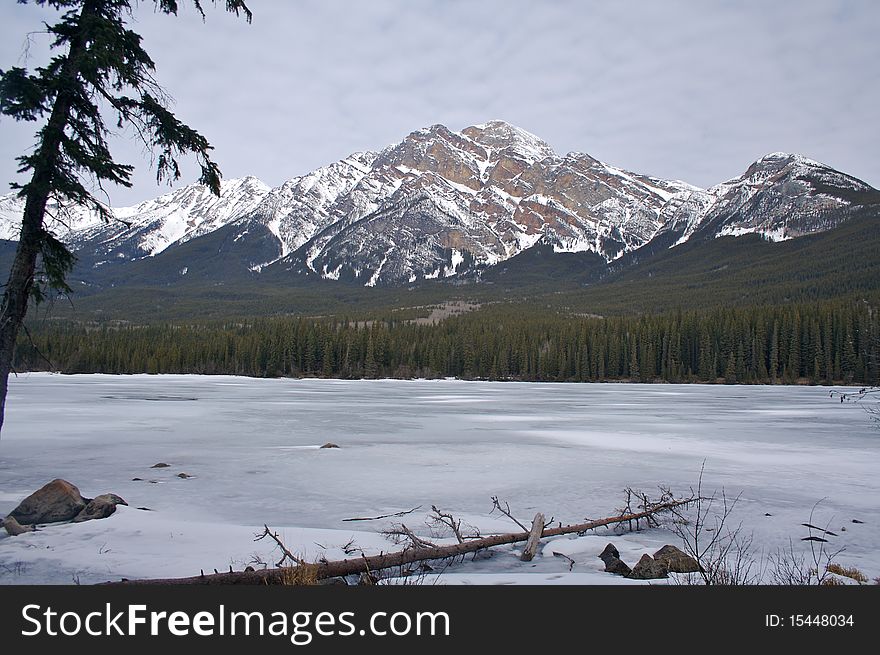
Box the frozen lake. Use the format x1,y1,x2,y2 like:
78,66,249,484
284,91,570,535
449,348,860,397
1,373,878,584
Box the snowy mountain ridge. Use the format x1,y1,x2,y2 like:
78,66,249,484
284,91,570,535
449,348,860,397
1,120,876,287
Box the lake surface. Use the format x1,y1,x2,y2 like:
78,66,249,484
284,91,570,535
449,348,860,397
1,374,878,584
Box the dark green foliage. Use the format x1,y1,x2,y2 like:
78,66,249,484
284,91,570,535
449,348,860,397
0,0,251,431
2,0,251,238
32,231,76,300
16,296,879,386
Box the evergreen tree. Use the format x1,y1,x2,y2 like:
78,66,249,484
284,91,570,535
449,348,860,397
768,321,779,382
0,0,252,434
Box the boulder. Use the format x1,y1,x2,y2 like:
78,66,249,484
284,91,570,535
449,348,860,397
151,463,170,468
653,545,701,573
598,542,631,576
8,479,89,525
320,443,340,449
628,554,669,580
599,543,620,561
72,494,128,523
2,516,36,536
603,556,632,576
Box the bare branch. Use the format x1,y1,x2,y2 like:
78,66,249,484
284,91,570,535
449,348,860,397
382,523,438,551
490,496,528,531
342,505,422,522
552,551,576,571
427,505,480,544
255,525,305,567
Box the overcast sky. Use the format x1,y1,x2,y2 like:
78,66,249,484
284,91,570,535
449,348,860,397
1,0,879,206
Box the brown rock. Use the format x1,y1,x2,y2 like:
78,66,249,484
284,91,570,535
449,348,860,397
628,554,669,580
599,542,620,562
653,545,701,573
603,556,632,576
598,542,631,576
2,516,36,536
320,443,340,449
72,494,128,523
8,479,89,525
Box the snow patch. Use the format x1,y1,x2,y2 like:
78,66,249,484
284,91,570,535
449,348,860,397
365,253,389,287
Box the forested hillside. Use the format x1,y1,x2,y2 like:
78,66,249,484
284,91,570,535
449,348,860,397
15,297,879,385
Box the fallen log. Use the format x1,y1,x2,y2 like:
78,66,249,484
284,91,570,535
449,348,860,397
520,512,545,562
106,496,695,585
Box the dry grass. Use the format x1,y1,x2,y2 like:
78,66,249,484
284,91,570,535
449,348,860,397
279,564,319,586
825,563,868,583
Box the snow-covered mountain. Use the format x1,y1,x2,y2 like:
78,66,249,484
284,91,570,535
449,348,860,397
274,121,702,285
656,152,876,247
0,176,271,257
1,120,876,287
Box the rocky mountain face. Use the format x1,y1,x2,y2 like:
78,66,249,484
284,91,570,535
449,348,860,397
656,152,878,247
1,121,876,288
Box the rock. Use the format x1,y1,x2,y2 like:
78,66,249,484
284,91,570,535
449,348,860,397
603,556,632,576
653,545,701,573
177,473,192,479
320,442,340,449
599,543,620,561
628,554,669,580
151,462,170,468
598,543,631,576
72,494,128,523
8,479,90,525
132,478,143,481
2,516,36,536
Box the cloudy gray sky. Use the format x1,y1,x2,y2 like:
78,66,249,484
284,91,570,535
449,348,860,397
1,0,879,205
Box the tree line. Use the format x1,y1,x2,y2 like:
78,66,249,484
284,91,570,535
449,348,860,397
13,297,880,385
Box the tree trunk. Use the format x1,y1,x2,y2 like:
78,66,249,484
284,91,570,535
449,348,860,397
520,512,545,562
106,497,694,585
0,0,98,434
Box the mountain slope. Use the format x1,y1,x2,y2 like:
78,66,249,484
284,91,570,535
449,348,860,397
1,120,877,292
657,152,877,247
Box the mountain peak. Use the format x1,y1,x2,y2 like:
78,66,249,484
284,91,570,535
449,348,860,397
737,152,874,193
408,123,455,138
220,175,271,193
462,120,555,162
753,152,824,168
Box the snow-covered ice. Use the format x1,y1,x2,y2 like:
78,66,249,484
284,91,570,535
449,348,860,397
1,374,878,585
